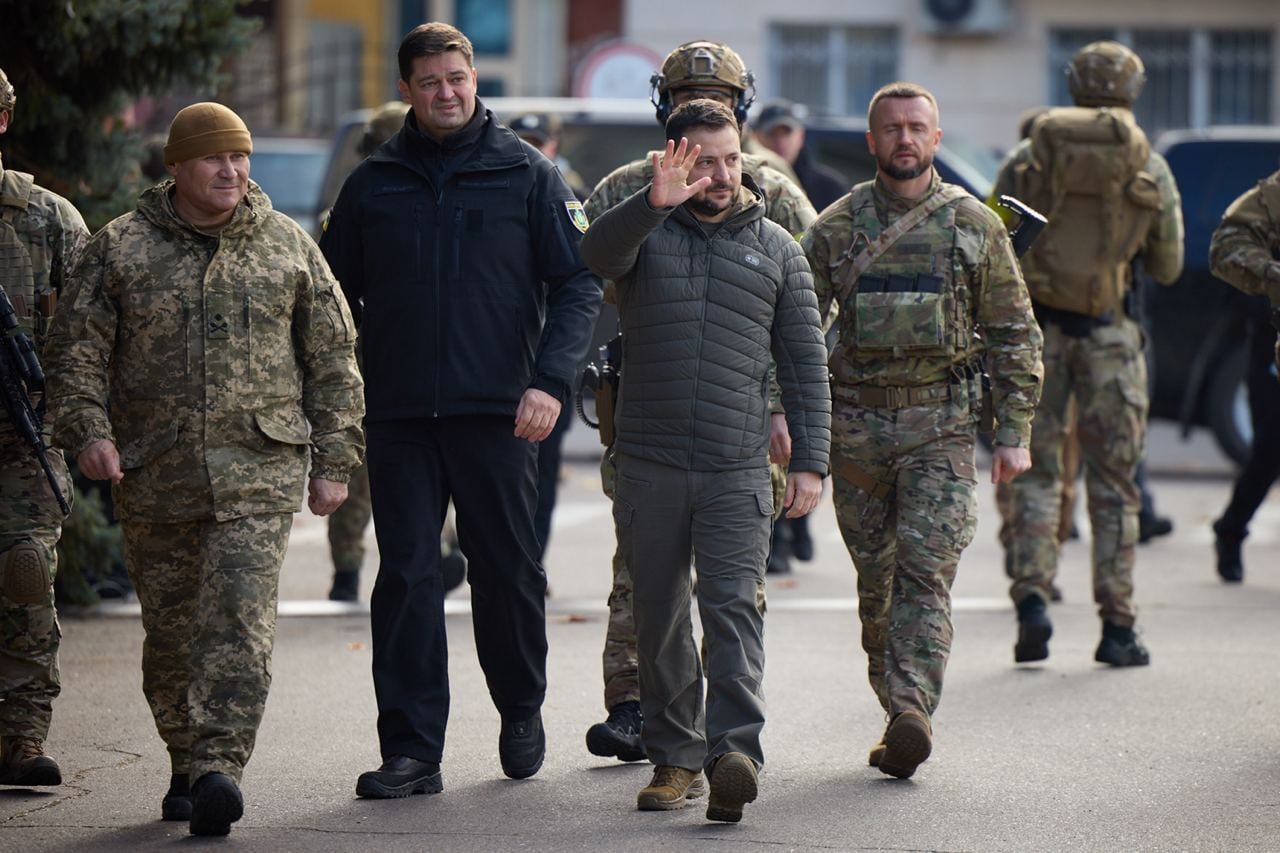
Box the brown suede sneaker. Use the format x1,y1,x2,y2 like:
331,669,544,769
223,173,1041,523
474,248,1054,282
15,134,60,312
637,765,706,810
878,710,932,780
706,752,758,823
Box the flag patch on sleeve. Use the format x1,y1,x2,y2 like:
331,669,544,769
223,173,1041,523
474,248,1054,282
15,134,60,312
565,200,589,233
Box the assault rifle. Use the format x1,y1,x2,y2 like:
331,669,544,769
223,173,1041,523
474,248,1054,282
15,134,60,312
576,334,622,447
997,195,1048,258
0,283,70,515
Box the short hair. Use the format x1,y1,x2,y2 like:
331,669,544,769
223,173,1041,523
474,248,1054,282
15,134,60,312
867,81,940,128
398,23,474,82
665,98,738,144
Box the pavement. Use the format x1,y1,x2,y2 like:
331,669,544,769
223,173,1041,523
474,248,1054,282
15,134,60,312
4,423,1280,851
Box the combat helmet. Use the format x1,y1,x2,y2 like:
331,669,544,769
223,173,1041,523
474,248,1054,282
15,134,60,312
649,40,756,126
1067,41,1146,107
360,101,409,155
0,67,15,116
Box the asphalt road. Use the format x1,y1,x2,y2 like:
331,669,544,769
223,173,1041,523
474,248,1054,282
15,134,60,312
3,424,1278,852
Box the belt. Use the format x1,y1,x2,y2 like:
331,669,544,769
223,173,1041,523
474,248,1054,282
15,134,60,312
833,380,952,409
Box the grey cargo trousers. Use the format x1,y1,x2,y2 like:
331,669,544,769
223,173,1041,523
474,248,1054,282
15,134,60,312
612,453,772,774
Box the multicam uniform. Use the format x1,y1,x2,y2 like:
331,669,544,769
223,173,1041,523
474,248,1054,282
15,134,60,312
997,130,1183,628
584,153,816,713
802,170,1042,718
44,181,364,783
1210,170,1280,304
0,155,86,753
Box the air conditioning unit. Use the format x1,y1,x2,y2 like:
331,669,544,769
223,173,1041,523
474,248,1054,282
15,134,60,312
919,0,1011,37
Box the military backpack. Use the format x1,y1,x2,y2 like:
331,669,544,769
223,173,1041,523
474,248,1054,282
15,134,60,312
1014,106,1161,318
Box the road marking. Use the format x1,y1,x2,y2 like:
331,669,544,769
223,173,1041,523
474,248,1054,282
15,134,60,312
91,595,1013,618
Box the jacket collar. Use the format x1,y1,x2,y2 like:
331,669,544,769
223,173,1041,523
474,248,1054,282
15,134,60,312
136,179,271,240
872,168,943,220
368,97,529,180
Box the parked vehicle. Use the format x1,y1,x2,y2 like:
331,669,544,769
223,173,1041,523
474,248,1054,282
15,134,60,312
1146,127,1280,465
248,136,329,236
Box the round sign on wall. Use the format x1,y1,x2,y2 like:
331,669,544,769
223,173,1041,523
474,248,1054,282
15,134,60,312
573,39,665,99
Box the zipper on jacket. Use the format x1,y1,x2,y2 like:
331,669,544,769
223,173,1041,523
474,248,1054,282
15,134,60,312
689,231,714,469
180,294,191,380
451,204,463,280
243,294,252,364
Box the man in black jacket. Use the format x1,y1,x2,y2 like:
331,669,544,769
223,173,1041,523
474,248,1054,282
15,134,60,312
320,22,602,797
753,99,846,214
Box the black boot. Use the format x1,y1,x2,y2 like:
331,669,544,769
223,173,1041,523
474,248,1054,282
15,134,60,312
1212,520,1244,583
1138,512,1174,543
1014,594,1052,663
328,569,359,602
162,773,192,821
1094,621,1150,667
356,756,442,798
585,700,645,762
189,772,243,837
499,712,545,779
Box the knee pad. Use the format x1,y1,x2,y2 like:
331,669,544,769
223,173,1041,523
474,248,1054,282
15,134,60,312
3,543,51,605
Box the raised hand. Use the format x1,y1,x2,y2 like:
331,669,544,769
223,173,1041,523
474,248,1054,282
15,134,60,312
647,137,712,209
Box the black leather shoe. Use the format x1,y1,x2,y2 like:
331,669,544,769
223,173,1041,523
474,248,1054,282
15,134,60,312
499,712,545,779
162,773,192,821
1213,520,1244,583
189,772,243,837
355,756,443,798
1014,594,1052,663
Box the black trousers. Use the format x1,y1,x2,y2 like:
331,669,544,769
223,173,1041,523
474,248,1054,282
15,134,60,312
534,403,572,559
1219,314,1280,537
366,415,547,763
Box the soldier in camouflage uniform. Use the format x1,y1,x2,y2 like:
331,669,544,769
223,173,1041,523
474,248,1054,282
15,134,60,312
44,103,364,836
998,42,1184,668
0,66,88,788
582,40,818,763
1207,169,1280,582
803,82,1042,780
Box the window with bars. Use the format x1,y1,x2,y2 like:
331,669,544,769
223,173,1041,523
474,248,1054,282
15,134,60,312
1048,27,1273,135
770,24,899,117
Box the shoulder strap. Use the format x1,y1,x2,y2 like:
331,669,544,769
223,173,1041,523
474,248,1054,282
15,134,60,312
833,183,968,305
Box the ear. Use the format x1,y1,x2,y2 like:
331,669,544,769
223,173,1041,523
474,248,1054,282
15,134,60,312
470,66,478,88
397,78,411,102
0,111,9,134
865,129,876,156
165,162,179,179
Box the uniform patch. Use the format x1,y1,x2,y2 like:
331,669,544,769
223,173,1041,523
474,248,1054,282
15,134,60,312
565,200,589,233
744,252,760,267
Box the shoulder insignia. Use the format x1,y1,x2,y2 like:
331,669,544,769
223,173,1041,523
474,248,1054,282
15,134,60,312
565,199,589,233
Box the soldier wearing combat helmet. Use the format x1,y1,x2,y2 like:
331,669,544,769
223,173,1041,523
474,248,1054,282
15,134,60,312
0,64,89,789
997,41,1183,670
582,40,819,772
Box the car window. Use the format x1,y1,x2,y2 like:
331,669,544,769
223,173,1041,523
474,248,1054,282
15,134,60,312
1166,140,1280,271
543,123,657,190
251,149,327,215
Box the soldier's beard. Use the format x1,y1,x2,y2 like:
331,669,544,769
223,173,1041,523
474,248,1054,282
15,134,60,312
880,150,933,181
687,182,737,218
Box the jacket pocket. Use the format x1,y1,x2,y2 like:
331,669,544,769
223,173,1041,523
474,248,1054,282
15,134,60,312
252,406,311,448
854,291,946,351
118,419,180,470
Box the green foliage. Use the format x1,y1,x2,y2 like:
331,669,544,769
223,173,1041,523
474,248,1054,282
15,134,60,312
0,0,256,228
54,484,124,608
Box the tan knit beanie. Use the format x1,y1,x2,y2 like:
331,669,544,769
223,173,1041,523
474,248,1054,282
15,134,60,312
163,102,253,164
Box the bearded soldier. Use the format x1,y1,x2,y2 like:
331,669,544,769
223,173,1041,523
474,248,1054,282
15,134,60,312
581,39,820,764
0,65,88,789
803,82,1042,780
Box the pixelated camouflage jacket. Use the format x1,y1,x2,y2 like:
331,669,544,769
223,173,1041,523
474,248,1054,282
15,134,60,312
1209,169,1280,300
44,181,364,523
586,152,818,414
802,170,1043,449
992,136,1184,285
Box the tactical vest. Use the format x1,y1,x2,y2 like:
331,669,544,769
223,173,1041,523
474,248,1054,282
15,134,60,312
832,183,975,371
1013,106,1161,317
0,169,37,337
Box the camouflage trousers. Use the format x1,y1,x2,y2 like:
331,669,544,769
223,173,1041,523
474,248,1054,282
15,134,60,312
996,397,1080,549
122,512,291,783
599,448,781,711
1007,320,1146,627
830,394,978,718
327,460,372,572
0,438,70,740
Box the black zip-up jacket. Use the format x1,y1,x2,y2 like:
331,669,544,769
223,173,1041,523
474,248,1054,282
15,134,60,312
320,102,602,422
